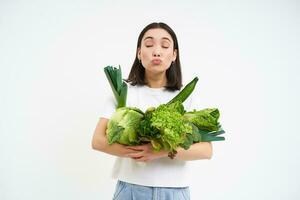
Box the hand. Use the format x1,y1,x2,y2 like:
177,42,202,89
125,143,168,162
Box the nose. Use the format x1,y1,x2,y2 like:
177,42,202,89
152,47,161,57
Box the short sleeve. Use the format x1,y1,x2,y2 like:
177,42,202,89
99,95,117,119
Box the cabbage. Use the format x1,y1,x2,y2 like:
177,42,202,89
107,107,144,145
183,108,220,131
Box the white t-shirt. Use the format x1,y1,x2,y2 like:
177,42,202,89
100,83,195,187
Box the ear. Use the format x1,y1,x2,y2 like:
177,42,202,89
137,48,141,60
173,49,177,61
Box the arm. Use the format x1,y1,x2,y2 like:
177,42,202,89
91,118,141,157
126,142,213,162
92,118,212,161
175,142,213,161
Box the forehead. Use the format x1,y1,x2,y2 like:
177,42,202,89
142,28,173,42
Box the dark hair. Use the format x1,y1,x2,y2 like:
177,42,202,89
126,22,182,91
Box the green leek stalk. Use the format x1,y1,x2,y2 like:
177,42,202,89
104,66,127,108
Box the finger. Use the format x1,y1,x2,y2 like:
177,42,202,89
126,148,142,154
127,152,143,158
132,156,143,159
126,145,145,150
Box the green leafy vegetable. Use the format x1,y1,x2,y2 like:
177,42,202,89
197,128,225,142
167,77,198,105
107,107,144,145
138,101,193,154
104,66,127,108
183,108,220,131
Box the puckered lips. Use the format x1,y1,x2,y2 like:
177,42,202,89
152,58,162,65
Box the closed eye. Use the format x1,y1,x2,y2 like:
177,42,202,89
162,41,170,49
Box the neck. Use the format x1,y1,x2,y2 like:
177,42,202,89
145,71,167,88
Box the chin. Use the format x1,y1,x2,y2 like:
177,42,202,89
148,69,166,74
146,65,169,73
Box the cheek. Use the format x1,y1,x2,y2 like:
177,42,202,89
166,52,175,62
140,49,150,58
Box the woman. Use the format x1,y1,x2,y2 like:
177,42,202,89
92,22,212,200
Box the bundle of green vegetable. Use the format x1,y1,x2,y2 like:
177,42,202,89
104,66,225,155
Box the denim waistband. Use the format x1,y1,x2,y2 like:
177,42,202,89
113,180,190,200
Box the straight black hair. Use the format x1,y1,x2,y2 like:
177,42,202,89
126,22,182,91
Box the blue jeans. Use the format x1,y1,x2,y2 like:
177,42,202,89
112,180,190,200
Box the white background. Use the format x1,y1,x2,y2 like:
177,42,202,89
1,0,299,199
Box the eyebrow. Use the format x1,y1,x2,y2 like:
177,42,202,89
144,36,171,42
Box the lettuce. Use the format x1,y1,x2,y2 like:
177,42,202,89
138,102,193,153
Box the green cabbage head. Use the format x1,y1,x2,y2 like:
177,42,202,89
107,107,144,145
